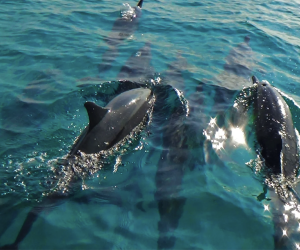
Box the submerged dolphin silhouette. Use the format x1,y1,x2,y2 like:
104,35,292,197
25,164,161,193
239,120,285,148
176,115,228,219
252,76,298,178
0,86,154,250
98,0,144,74
207,36,256,90
104,0,143,47
70,87,153,155
154,63,205,249
117,42,153,82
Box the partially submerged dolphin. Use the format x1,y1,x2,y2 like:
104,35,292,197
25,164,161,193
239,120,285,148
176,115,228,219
163,52,189,96
104,0,143,47
251,76,300,250
0,86,154,250
154,64,205,249
98,0,144,73
117,42,153,82
207,36,256,90
252,76,298,178
70,87,153,155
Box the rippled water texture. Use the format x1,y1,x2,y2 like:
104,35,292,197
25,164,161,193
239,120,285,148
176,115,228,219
1,0,300,249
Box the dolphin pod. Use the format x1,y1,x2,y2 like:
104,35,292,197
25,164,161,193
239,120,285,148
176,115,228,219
1,3,300,247
0,86,154,250
252,76,299,178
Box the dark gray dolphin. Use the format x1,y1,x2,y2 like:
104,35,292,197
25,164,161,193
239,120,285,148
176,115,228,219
252,76,298,178
70,87,153,154
251,76,300,250
0,86,153,250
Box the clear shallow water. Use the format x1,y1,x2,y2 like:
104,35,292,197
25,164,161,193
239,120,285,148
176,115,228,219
1,0,300,249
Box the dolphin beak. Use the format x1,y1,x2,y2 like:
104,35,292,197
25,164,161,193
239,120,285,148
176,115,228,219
137,0,143,8
252,75,259,84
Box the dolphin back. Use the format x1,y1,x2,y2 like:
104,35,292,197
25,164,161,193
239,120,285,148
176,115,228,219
252,76,298,178
71,88,153,155
137,0,143,8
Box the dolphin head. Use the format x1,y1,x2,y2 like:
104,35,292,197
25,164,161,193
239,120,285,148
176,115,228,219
252,75,271,88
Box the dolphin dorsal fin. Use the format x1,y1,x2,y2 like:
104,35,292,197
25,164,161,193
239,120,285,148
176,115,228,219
84,102,109,131
252,75,259,84
137,0,143,8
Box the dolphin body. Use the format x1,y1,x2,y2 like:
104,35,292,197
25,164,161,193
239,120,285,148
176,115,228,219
252,76,298,178
80,42,152,84
117,42,153,82
251,76,299,249
70,87,153,155
104,0,143,47
98,0,144,74
153,87,188,250
206,36,256,91
153,59,205,249
0,87,154,250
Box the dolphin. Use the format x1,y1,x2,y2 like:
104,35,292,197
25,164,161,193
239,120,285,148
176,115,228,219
0,86,154,250
98,0,144,74
70,87,153,154
224,36,253,77
206,36,256,90
252,76,298,178
117,42,153,82
251,76,300,250
153,65,205,248
162,52,189,96
104,0,143,47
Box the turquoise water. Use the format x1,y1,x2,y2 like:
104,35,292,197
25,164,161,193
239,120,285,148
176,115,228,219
1,0,300,249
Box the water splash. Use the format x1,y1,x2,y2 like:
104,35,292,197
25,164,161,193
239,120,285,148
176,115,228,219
121,3,136,20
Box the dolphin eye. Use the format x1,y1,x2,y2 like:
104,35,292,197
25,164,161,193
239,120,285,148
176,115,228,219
261,80,269,87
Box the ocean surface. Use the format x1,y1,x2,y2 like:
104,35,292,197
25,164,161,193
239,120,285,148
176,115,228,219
1,0,300,249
